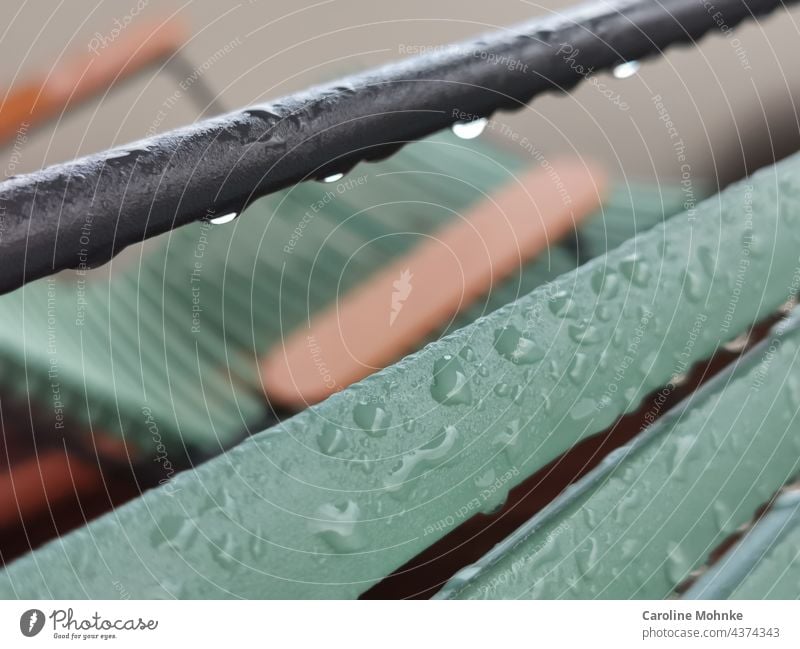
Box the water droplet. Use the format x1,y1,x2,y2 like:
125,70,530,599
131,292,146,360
150,515,199,551
356,452,375,475
591,270,619,299
712,499,736,534
614,487,639,523
595,304,613,322
353,402,391,436
612,60,640,79
459,346,476,362
474,468,496,488
668,434,695,474
323,172,344,183
317,423,349,455
310,500,365,553
568,353,590,384
681,269,704,302
665,541,690,585
570,397,596,420
723,332,750,353
697,245,716,277
785,374,800,410
211,532,239,569
568,322,602,345
620,538,640,561
494,382,511,397
384,426,459,494
431,355,473,405
451,117,488,139
548,290,578,317
619,255,651,287
210,212,238,225
493,419,522,466
575,537,599,575
493,326,544,364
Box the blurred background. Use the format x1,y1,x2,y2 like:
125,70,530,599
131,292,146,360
2,0,800,597
2,0,800,185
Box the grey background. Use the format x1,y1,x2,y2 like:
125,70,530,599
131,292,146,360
2,0,799,186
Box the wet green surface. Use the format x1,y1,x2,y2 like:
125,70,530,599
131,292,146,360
438,313,800,599
0,153,796,598
686,490,800,599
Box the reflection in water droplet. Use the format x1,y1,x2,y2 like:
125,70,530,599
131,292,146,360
665,541,689,585
211,532,239,569
459,346,476,362
475,468,496,488
310,500,365,553
493,326,544,364
591,270,619,299
317,423,349,455
323,172,344,183
384,426,459,495
494,382,511,397
353,402,391,436
568,323,602,346
210,212,238,225
681,269,705,302
568,353,590,384
431,355,473,405
452,118,488,139
612,60,640,79
549,291,578,318
619,255,651,287
493,419,522,466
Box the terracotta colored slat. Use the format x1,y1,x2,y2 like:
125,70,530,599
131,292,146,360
262,160,607,408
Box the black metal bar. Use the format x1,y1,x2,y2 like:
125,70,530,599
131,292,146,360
0,0,791,294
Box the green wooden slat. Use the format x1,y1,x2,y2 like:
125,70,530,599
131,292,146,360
0,133,532,456
0,154,796,599
685,490,800,599
437,311,800,599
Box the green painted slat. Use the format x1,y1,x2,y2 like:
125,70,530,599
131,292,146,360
685,490,800,599
0,154,796,599
0,134,532,456
437,312,800,599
